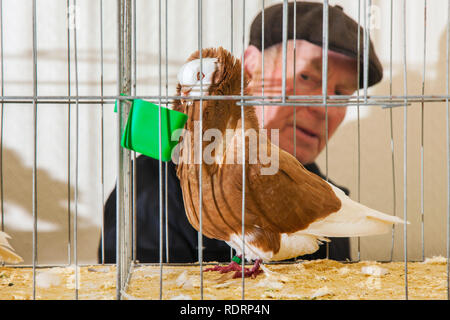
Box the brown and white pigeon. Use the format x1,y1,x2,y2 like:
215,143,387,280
0,231,23,264
173,47,405,278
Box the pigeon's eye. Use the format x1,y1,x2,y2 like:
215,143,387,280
197,72,205,81
300,73,309,81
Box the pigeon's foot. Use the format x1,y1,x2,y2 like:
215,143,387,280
204,261,242,274
205,256,263,279
232,259,263,279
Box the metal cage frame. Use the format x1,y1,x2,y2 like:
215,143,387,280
0,0,449,300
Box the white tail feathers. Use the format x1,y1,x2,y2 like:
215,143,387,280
0,231,23,264
301,183,408,238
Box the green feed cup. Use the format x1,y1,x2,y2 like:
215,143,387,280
115,98,188,162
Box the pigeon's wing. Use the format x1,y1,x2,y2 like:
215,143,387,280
0,232,23,264
246,144,342,234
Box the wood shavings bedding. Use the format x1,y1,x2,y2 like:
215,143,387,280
0,258,447,300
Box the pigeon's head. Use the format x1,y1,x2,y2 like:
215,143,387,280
176,47,248,101
177,58,218,97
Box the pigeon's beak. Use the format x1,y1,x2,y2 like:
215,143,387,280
181,86,192,97
180,86,194,107
181,85,210,98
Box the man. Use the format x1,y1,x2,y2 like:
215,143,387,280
99,2,383,263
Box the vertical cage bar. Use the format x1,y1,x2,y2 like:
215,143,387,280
361,0,371,262
261,0,264,127
116,0,121,300
240,0,246,300
291,0,299,261
322,0,329,180
31,0,38,300
116,0,133,300
73,0,80,300
0,0,4,234
402,0,408,300
116,0,122,296
420,0,427,262
126,0,134,297
355,0,361,262
197,0,204,300
229,0,234,261
446,0,450,301
281,0,287,104
164,0,170,264
363,0,370,101
389,0,397,262
356,0,361,261
99,0,105,264
291,0,298,262
356,0,361,206
66,0,72,266
293,0,296,157
158,0,164,300
322,0,329,259
131,0,137,263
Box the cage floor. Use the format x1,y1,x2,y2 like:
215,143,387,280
0,258,448,300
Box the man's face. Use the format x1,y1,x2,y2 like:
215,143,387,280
245,40,358,164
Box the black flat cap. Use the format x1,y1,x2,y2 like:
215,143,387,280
249,1,383,88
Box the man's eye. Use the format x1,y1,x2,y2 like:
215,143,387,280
300,73,309,81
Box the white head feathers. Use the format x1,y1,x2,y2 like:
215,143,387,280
177,58,218,96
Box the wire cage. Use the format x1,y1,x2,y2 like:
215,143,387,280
0,0,450,300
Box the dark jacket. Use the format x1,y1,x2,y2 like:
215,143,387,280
99,155,350,263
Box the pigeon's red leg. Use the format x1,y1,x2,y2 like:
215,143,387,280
204,255,243,273
205,256,264,278
204,261,242,273
232,259,263,279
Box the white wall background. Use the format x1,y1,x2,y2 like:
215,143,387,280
0,0,448,264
